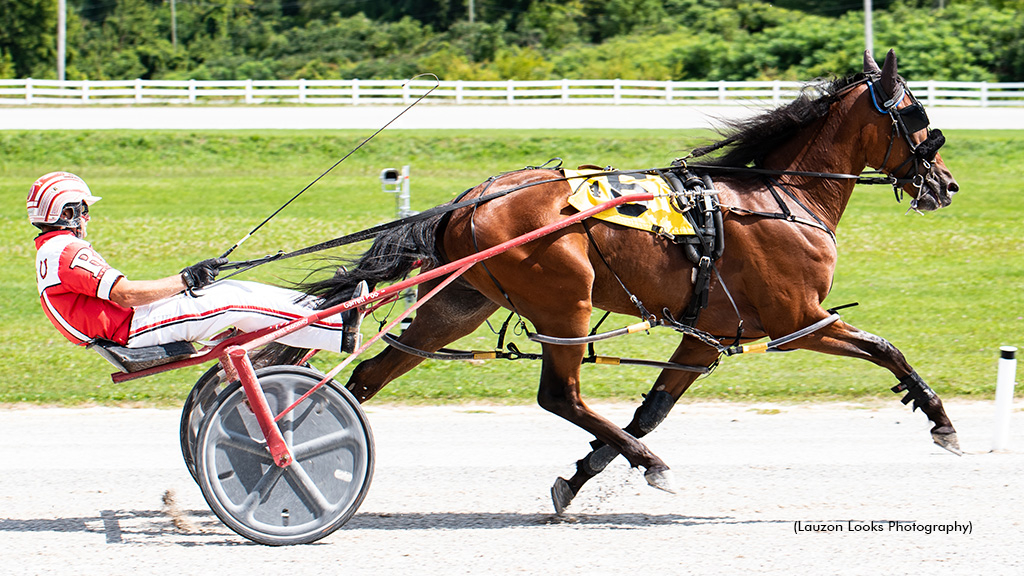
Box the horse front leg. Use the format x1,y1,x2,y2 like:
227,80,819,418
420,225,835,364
788,318,960,454
551,340,720,513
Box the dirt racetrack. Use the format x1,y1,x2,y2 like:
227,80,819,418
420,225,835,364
1,400,1021,575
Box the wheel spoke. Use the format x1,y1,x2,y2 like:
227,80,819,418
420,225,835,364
215,419,272,461
291,429,357,461
227,465,285,520
278,383,296,445
285,461,337,515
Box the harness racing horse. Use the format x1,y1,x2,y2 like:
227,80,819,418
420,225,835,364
276,50,960,512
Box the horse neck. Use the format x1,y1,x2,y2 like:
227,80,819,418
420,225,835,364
761,109,868,231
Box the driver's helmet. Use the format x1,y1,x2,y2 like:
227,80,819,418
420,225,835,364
27,172,101,229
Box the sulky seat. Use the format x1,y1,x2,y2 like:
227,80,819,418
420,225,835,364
89,339,196,373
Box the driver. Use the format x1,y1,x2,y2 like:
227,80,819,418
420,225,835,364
28,171,367,354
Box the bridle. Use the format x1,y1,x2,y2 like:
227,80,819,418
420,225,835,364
687,74,946,204
864,77,946,207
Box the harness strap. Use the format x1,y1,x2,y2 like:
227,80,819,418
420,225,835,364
582,221,656,321
381,332,709,373
766,177,836,237
220,171,587,274
720,177,837,245
470,194,520,315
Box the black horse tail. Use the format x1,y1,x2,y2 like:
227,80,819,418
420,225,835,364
252,211,448,369
303,210,447,308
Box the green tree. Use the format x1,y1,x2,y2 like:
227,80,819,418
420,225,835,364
0,0,57,78
518,0,586,50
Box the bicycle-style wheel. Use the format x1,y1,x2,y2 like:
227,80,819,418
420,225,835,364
195,365,374,545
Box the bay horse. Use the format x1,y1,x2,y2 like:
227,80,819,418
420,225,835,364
270,50,960,512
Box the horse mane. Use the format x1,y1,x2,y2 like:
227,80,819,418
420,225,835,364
690,73,869,169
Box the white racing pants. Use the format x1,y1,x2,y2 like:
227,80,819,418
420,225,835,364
126,280,344,351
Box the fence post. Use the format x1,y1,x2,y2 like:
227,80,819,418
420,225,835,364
188,79,196,103
134,78,143,103
927,79,936,107
718,80,726,104
507,79,515,104
82,81,89,102
352,78,359,105
245,79,254,104
773,80,781,104
562,79,569,103
25,78,33,105
665,81,673,103
613,78,621,104
981,82,989,108
403,80,410,105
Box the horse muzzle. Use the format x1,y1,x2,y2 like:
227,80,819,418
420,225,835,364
911,167,958,211
907,130,957,212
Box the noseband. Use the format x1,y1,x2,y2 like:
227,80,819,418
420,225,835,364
866,78,946,207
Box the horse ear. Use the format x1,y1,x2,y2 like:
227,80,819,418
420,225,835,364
881,49,899,97
863,50,881,74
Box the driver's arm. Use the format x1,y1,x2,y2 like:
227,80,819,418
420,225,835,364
109,275,187,308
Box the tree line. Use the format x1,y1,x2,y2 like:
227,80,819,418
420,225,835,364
2,0,1022,82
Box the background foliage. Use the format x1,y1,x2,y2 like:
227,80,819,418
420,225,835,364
3,0,1024,82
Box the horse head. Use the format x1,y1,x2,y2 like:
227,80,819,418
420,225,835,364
861,49,959,211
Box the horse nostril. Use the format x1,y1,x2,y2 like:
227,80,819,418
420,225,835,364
947,181,959,195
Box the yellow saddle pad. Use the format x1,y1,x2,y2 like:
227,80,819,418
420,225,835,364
564,169,695,237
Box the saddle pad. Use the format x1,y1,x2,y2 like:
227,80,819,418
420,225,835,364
564,169,695,236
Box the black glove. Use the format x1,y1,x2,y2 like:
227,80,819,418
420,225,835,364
181,257,228,292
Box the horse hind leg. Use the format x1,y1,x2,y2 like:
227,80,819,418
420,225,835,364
537,337,676,497
551,387,680,513
346,278,498,402
552,341,718,513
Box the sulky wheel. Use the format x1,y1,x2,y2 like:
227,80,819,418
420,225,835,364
195,365,374,546
179,364,227,484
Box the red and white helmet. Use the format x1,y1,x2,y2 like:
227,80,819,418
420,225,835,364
27,172,101,228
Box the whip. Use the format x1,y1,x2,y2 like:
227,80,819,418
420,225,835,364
219,73,440,260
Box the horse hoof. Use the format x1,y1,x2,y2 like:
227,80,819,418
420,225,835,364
551,477,575,514
932,431,963,456
644,467,678,494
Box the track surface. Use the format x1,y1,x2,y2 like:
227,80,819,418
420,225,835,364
1,400,1021,574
